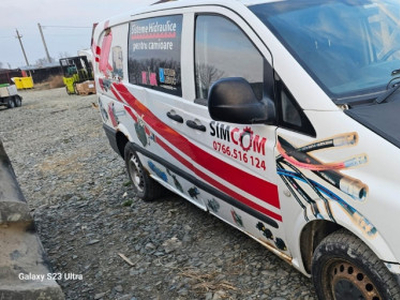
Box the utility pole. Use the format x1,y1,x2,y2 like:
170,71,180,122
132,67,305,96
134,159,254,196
38,23,52,63
15,29,30,66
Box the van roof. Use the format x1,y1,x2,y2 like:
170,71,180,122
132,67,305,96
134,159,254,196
131,0,284,16
97,0,284,29
151,0,283,5
149,0,283,8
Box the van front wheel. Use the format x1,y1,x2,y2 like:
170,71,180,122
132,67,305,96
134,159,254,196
312,229,400,300
124,143,164,201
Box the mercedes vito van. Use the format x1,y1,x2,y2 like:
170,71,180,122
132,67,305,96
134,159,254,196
92,1,400,298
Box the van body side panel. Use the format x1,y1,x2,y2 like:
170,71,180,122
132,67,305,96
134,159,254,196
111,82,284,223
182,6,291,258
116,7,290,258
92,0,400,281
277,110,400,266
93,22,133,155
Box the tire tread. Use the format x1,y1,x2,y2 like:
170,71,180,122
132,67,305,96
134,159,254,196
312,229,400,300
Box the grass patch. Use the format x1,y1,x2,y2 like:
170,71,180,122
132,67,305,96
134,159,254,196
123,199,133,207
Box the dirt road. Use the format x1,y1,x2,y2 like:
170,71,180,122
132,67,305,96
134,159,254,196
0,88,316,300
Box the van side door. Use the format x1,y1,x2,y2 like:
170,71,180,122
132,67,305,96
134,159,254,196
177,7,289,255
126,13,207,210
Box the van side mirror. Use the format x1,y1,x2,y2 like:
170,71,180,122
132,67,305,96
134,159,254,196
208,77,275,124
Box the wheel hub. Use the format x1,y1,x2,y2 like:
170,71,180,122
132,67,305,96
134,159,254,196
128,155,144,193
330,261,381,300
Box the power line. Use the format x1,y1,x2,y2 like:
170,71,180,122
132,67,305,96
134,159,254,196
43,32,91,36
42,25,92,29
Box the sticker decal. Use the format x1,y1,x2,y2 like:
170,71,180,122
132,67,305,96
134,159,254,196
231,209,244,228
108,102,119,127
128,15,183,96
110,82,282,223
210,121,268,171
99,27,113,77
95,23,125,91
256,222,287,251
275,238,287,251
167,169,183,193
98,98,109,122
133,115,155,148
239,127,254,152
188,187,200,199
134,118,148,147
207,198,220,213
256,222,274,240
276,133,377,237
148,161,168,182
112,46,123,81
99,78,112,92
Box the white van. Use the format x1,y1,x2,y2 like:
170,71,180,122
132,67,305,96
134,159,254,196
92,0,400,298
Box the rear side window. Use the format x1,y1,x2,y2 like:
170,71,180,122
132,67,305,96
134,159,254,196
195,15,264,101
128,15,182,96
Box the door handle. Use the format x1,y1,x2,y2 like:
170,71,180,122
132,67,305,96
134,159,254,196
167,111,183,123
186,120,206,132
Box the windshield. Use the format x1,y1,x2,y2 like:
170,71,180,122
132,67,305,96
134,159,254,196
250,0,400,102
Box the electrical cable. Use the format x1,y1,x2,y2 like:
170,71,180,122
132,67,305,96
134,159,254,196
277,140,367,171
277,161,310,221
280,160,335,222
277,168,376,237
277,136,368,201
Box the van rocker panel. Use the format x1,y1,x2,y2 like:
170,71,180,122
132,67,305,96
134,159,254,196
131,142,279,229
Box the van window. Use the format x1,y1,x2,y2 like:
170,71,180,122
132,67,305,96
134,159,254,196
250,0,400,101
195,15,264,101
128,15,183,96
277,80,316,136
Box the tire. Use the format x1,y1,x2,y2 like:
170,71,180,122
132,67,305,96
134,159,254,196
312,229,400,300
124,143,165,201
6,98,15,109
14,96,22,107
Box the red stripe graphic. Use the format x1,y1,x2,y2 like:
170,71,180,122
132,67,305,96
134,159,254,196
124,106,138,122
111,83,281,220
193,146,280,208
131,32,177,40
157,137,282,222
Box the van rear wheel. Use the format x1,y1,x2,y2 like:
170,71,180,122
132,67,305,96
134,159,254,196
124,143,164,201
312,229,400,300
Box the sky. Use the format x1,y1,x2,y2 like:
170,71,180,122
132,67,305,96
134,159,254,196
0,0,155,69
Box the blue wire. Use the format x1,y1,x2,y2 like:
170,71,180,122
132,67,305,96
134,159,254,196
277,168,377,236
277,169,345,203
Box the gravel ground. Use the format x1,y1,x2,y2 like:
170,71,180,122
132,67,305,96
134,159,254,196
0,88,317,300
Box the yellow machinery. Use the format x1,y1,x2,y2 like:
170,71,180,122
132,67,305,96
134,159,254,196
12,77,34,90
60,56,93,94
